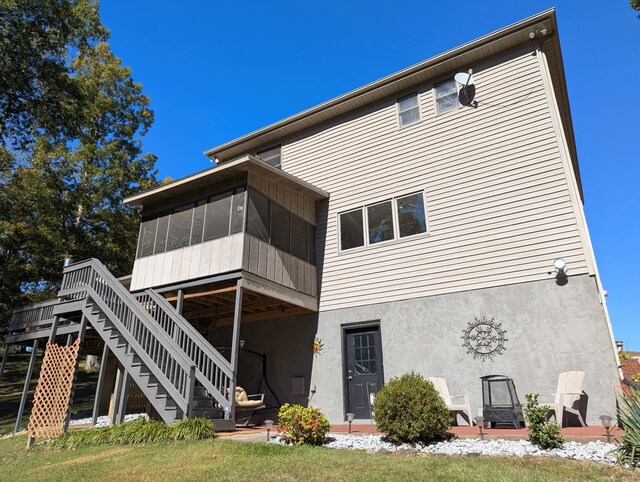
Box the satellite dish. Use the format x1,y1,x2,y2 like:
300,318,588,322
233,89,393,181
454,72,474,86
458,84,476,107
455,70,477,107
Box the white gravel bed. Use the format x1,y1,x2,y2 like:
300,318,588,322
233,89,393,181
320,434,618,465
68,413,146,428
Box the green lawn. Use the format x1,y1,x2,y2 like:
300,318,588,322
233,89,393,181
0,435,636,482
0,353,98,435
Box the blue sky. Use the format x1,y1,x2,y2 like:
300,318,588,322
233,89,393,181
100,1,640,350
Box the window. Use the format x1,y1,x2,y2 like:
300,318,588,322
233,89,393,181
166,206,193,251
247,189,270,242
256,146,282,169
435,80,458,114
396,192,427,237
203,193,232,242
367,201,394,244
397,93,420,127
137,219,157,258
290,214,309,261
339,192,428,251
230,188,246,234
340,209,365,250
154,214,169,254
190,201,206,245
270,202,290,252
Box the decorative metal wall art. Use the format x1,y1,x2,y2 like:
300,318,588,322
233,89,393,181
462,317,508,361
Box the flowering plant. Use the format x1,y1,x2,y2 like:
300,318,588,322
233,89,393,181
277,403,330,446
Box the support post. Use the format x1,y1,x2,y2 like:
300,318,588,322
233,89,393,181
229,279,243,421
0,344,9,383
64,314,87,432
109,367,124,426
176,289,184,316
15,339,39,434
92,343,110,426
115,370,130,425
48,315,60,343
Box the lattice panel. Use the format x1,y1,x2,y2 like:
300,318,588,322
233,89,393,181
27,340,81,440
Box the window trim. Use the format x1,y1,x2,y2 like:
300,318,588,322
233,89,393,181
434,79,460,116
396,92,422,129
338,191,429,253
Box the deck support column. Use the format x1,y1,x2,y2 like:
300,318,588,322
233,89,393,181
115,370,130,425
0,344,9,383
91,343,110,426
176,289,184,316
64,314,88,432
228,279,243,422
110,367,124,426
15,339,39,434
48,315,60,343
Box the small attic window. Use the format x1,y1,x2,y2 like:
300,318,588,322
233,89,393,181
435,80,459,114
256,145,282,169
397,93,421,128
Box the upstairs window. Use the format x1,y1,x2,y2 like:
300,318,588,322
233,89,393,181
435,80,458,114
397,93,420,128
367,201,394,244
256,146,282,169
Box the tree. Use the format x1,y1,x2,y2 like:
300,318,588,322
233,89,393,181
632,0,640,17
0,2,157,334
0,0,108,146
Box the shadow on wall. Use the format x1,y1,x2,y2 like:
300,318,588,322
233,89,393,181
210,313,319,424
315,199,329,300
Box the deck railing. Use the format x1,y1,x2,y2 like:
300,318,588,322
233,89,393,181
8,299,59,333
60,259,196,418
133,290,234,414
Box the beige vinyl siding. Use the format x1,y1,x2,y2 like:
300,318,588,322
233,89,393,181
281,47,590,311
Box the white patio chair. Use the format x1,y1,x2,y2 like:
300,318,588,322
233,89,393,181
539,370,586,427
427,377,474,426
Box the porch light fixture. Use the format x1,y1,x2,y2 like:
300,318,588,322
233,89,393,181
264,419,274,441
599,415,613,443
346,412,355,434
553,258,568,276
474,416,485,440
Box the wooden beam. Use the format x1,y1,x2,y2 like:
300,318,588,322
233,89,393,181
229,279,243,421
214,306,311,326
15,339,38,434
186,296,290,320
92,343,110,426
164,285,237,302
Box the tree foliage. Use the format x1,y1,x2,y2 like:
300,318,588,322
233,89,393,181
0,1,157,333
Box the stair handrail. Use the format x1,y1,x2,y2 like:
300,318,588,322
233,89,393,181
59,258,196,417
133,289,233,413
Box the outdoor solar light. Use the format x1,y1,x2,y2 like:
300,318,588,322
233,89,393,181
264,419,274,441
346,413,355,434
474,416,485,440
599,415,614,443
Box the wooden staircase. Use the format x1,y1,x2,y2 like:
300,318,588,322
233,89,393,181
53,258,235,427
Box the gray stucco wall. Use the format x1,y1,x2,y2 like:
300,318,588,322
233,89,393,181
310,274,619,425
213,274,619,426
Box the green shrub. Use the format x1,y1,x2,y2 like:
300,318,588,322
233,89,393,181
277,403,330,446
53,417,215,449
524,393,564,449
372,372,452,445
620,352,631,361
617,386,640,466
